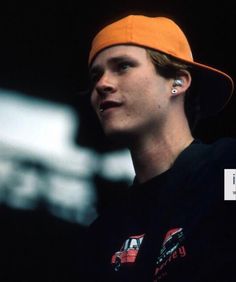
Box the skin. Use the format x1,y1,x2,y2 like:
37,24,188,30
90,45,194,183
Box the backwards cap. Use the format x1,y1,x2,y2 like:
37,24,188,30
88,15,234,117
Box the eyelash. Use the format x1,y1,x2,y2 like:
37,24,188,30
89,72,102,89
116,61,133,72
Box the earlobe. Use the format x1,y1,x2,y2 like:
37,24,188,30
171,71,192,95
171,88,178,94
171,79,183,95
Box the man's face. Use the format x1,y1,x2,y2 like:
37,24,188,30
90,45,172,142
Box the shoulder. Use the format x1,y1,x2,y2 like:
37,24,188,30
190,137,236,164
189,137,236,178
174,137,236,173
181,138,236,196
210,137,236,152
208,137,236,165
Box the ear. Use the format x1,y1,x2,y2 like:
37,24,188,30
171,70,192,96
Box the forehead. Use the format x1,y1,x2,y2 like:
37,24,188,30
91,45,148,67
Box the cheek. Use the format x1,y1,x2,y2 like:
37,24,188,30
123,74,168,117
123,81,157,117
125,75,158,103
121,73,152,94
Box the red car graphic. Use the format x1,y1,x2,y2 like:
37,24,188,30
111,234,145,271
157,228,184,264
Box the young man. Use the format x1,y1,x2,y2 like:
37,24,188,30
82,14,236,282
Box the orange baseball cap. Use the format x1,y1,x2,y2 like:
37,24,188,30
88,15,234,117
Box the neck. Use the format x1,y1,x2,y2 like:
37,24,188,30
129,121,193,184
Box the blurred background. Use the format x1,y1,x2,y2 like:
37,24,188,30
0,1,235,281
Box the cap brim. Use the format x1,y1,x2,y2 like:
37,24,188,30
190,62,234,118
172,57,234,119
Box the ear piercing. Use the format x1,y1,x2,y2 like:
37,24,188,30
171,79,183,94
173,79,183,87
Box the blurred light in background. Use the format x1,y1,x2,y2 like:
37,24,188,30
0,89,135,225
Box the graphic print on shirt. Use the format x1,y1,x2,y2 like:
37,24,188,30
153,228,187,281
111,234,145,271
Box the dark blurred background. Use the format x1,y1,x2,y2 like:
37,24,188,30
0,1,235,281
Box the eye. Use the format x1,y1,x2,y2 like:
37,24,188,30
116,61,133,73
90,71,101,84
89,70,103,90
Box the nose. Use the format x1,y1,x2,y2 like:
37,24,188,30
95,71,116,96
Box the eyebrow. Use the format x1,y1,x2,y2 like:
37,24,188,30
89,55,135,75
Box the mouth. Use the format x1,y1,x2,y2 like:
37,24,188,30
99,100,122,113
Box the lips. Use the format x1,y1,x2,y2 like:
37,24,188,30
99,100,122,113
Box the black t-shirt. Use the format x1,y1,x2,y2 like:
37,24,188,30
82,138,236,282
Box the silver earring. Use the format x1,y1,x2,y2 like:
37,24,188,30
171,88,178,94
173,79,183,87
